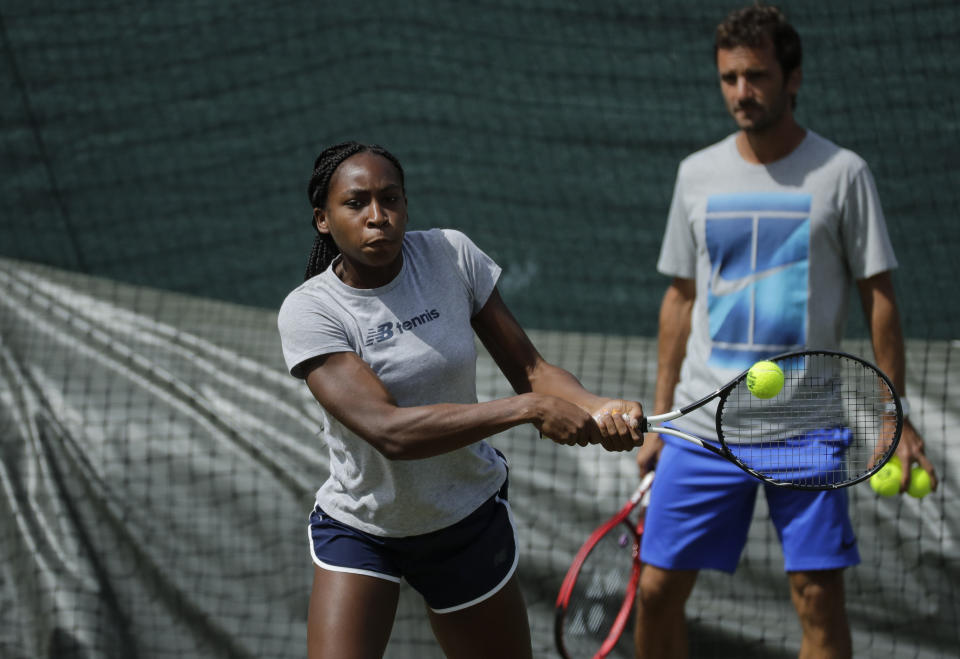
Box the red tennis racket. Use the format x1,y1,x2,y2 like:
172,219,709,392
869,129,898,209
554,471,655,659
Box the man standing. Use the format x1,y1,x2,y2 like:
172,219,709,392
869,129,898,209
633,5,938,658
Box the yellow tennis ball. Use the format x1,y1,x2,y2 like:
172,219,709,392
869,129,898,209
907,467,932,498
870,460,902,497
746,361,784,399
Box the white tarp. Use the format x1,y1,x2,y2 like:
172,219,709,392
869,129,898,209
1,258,957,658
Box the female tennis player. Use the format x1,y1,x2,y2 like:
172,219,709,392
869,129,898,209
278,141,644,659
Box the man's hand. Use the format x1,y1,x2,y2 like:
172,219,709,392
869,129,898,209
636,432,664,477
895,419,938,493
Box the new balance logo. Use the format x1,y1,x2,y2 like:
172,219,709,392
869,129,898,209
364,309,441,346
366,323,395,344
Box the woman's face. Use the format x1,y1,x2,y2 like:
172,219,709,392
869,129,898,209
316,151,408,284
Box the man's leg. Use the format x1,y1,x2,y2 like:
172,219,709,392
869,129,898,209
634,565,698,659
636,440,759,659
767,481,858,659
788,569,852,659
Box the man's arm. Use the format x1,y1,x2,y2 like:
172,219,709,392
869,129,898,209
636,277,696,476
857,271,938,492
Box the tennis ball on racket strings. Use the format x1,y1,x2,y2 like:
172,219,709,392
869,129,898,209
870,457,902,497
746,361,784,399
907,466,932,498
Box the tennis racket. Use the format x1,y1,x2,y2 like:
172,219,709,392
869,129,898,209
554,471,655,659
642,349,902,489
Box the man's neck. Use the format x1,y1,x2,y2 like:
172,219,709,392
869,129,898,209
736,119,807,164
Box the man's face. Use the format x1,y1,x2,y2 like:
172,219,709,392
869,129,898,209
716,40,800,133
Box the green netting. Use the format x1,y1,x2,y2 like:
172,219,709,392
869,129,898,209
3,1,957,336
2,2,959,658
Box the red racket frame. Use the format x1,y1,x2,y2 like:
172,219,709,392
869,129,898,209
554,472,654,659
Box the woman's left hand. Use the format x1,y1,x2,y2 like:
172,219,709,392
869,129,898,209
590,399,644,452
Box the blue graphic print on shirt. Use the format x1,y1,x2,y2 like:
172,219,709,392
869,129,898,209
705,192,810,370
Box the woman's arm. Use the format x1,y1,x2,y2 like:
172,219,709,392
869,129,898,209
302,349,604,461
471,288,643,451
301,287,642,460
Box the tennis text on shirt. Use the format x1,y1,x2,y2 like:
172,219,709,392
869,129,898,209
365,309,441,345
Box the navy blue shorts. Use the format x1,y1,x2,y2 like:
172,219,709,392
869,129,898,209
307,479,517,613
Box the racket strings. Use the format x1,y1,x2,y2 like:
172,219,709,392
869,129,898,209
560,519,638,657
718,353,899,487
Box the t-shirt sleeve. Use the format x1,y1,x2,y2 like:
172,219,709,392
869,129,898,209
842,162,898,279
277,288,353,378
437,229,502,315
656,164,697,279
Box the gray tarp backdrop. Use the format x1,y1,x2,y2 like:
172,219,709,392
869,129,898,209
2,259,957,658
2,0,959,657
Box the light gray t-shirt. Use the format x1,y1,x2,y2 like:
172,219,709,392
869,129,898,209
657,131,898,441
277,229,507,536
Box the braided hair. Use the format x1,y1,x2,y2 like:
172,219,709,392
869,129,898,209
303,141,406,280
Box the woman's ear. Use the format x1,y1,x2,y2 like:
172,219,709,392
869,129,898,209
313,208,329,234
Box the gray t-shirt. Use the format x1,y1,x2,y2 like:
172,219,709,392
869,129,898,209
278,229,507,536
657,131,898,441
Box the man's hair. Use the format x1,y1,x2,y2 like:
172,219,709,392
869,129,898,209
303,141,405,280
714,4,802,80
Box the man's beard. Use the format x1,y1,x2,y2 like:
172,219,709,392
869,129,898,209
735,94,791,134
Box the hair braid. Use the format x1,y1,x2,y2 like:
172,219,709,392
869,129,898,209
303,234,337,281
302,141,406,280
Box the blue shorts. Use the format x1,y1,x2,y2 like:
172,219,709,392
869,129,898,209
640,436,860,574
307,478,517,613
